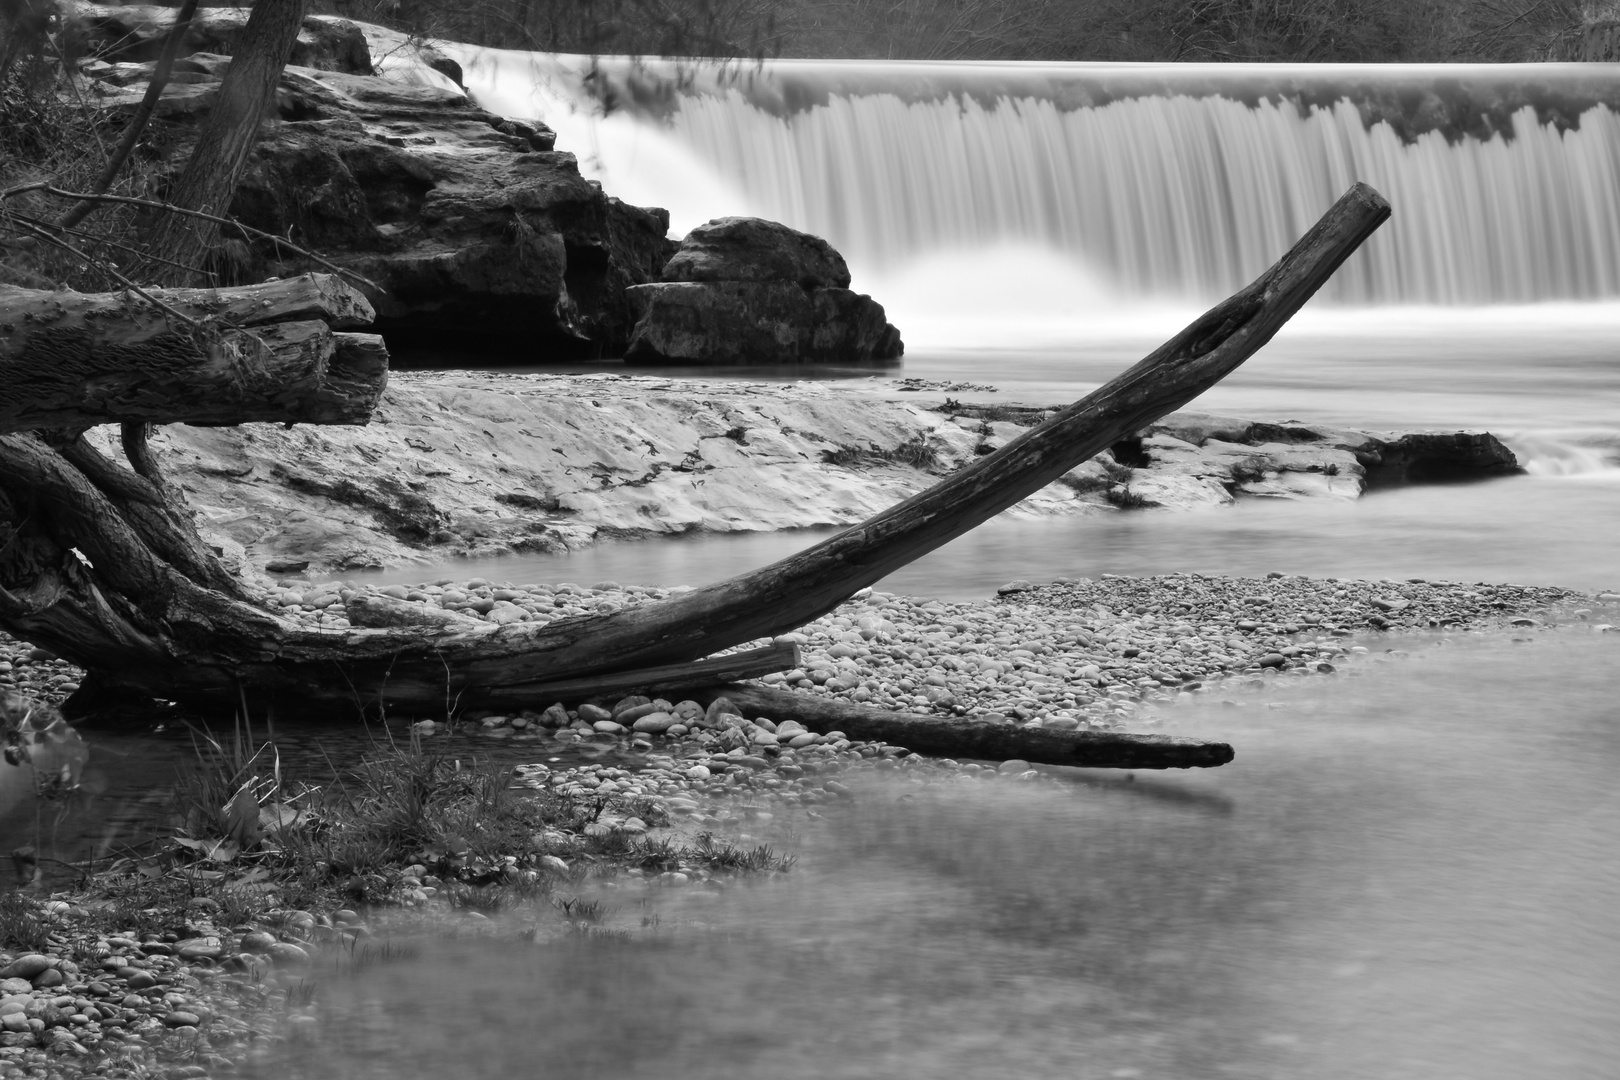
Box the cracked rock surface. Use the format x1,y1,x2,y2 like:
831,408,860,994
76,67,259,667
108,374,1521,579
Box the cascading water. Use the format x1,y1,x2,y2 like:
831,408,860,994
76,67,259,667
384,48,1620,591
455,53,1620,307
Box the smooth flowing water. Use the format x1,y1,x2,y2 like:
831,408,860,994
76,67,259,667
367,305,1620,600
279,57,1620,1074
355,53,1620,600
245,633,1620,1080
19,51,1620,1077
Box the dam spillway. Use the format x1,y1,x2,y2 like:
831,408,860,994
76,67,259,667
456,54,1620,307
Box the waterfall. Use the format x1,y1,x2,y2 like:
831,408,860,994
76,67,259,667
456,52,1620,307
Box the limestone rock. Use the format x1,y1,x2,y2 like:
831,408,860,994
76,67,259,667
71,4,375,74
115,379,1523,574
662,217,851,289
80,23,671,358
625,218,903,365
624,281,902,365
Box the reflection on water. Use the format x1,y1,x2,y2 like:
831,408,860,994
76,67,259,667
250,633,1620,1080
346,469,1620,602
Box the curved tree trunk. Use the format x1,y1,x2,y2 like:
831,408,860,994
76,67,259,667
139,0,311,284
0,184,1391,720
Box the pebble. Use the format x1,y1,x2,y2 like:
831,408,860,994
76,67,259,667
0,957,51,982
0,563,1595,1080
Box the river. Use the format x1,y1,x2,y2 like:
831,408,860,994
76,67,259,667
15,49,1620,1079
380,304,1620,600
244,632,1620,1080
357,53,1620,600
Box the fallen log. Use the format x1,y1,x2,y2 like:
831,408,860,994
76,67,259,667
688,684,1235,769
0,183,1390,716
481,642,801,709
0,274,386,432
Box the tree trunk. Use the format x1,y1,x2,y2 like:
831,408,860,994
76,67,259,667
0,183,1390,725
138,0,312,284
0,275,386,431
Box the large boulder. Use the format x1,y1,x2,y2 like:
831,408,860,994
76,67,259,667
663,217,851,289
89,48,675,356
624,218,903,365
228,67,677,356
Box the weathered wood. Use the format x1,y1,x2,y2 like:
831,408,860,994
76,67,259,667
482,642,801,708
0,274,386,432
1,183,1390,718
53,434,242,596
689,683,1235,769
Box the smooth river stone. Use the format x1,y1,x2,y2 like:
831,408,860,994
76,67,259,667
631,712,677,734
0,956,51,981
616,702,666,724
175,938,222,961
267,943,311,966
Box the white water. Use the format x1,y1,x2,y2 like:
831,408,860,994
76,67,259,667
456,54,1620,306
362,52,1620,598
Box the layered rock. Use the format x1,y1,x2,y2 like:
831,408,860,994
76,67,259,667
625,218,904,365
116,373,1519,576
75,11,675,357
68,3,375,73
952,406,1520,510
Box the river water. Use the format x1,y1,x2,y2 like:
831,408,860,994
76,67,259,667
383,303,1620,600
245,632,1620,1080
370,55,1620,599
256,54,1620,1077
15,50,1620,1077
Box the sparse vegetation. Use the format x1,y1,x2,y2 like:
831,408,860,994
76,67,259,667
0,889,52,951
0,20,151,291
42,718,796,928
821,436,940,471
936,401,1055,425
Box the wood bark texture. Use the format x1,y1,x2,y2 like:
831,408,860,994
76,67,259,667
138,0,312,283
0,184,1389,732
0,274,386,431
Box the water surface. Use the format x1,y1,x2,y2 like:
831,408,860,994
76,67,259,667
246,632,1620,1080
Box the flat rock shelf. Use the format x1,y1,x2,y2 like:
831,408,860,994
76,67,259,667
133,371,1524,579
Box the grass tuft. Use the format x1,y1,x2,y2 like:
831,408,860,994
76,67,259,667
0,890,52,951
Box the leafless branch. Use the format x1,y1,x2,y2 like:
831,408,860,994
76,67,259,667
1,216,204,328
0,183,379,292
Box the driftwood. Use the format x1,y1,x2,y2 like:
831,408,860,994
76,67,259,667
0,274,386,431
0,183,1390,721
483,642,801,709
689,684,1235,769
